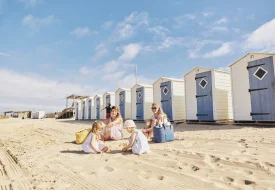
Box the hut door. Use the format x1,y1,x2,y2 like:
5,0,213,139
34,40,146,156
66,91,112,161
82,101,85,120
88,100,91,120
136,87,144,120
160,81,173,120
106,95,110,106
119,91,125,119
76,103,79,120
96,97,100,120
248,56,275,120
195,71,214,121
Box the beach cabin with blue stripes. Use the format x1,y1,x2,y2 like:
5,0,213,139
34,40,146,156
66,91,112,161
131,84,153,121
80,99,87,120
115,88,131,119
75,100,81,120
103,92,115,119
229,53,275,122
94,95,104,120
153,77,185,121
184,67,233,122
85,97,94,120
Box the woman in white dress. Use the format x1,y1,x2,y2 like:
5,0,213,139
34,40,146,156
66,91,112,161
122,120,150,154
101,106,123,141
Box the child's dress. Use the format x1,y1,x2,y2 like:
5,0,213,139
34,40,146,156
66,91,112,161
130,129,150,154
82,132,106,153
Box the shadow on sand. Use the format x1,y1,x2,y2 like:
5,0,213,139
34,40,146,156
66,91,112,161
60,150,87,154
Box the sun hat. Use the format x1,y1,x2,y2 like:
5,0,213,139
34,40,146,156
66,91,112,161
124,120,136,128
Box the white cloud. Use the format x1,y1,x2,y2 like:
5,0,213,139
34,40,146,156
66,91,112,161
79,66,94,75
148,26,169,38
113,12,148,40
103,60,119,73
117,74,154,88
0,51,10,57
173,14,196,28
211,26,228,31
202,12,213,18
203,42,234,58
102,21,114,30
18,0,38,7
70,27,97,38
0,69,97,114
215,17,228,25
102,71,125,81
118,43,142,61
188,40,221,58
21,14,55,30
244,18,275,52
92,43,108,61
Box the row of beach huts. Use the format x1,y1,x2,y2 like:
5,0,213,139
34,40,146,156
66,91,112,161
74,53,275,123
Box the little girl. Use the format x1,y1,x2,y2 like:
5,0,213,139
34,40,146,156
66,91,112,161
82,121,108,154
122,120,150,154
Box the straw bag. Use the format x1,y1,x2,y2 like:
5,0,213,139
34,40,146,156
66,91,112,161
75,128,92,144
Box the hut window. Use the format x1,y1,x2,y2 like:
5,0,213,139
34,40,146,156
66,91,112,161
199,79,208,89
163,87,169,95
138,92,142,99
254,67,267,80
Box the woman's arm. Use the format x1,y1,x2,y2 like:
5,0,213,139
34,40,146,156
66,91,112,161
90,134,101,153
150,118,156,128
122,132,137,151
106,116,122,128
102,118,109,125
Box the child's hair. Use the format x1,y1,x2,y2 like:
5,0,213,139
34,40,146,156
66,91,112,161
91,121,104,133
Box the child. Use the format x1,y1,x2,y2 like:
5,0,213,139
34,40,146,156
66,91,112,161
122,120,150,155
82,121,108,154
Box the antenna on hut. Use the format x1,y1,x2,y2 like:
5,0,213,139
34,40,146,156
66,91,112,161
135,64,138,84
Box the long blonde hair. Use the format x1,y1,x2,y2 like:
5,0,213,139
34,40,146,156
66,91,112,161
111,106,121,119
152,103,167,117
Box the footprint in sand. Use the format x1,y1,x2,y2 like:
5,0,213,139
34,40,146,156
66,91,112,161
0,142,4,147
243,170,253,175
190,165,200,172
244,180,256,185
104,166,114,172
138,174,165,180
221,176,234,183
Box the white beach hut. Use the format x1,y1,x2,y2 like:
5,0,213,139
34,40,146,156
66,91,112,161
103,92,115,119
115,88,131,119
31,111,45,119
153,77,185,121
80,98,87,120
229,53,275,122
184,67,233,121
131,84,153,121
75,100,81,120
94,95,104,120
85,97,94,120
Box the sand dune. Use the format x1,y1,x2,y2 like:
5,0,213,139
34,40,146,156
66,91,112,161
0,119,275,190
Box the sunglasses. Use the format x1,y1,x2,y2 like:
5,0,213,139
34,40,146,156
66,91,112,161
151,107,157,110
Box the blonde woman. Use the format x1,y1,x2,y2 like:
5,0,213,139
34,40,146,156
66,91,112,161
101,106,123,141
142,103,168,139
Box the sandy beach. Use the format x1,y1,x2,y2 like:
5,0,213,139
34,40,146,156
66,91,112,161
0,119,275,190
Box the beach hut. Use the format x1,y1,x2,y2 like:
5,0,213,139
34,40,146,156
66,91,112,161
75,100,81,120
103,92,115,119
115,88,131,119
80,98,87,120
31,111,45,119
229,53,275,122
183,67,233,121
153,77,185,121
94,95,104,120
131,84,153,121
85,97,94,120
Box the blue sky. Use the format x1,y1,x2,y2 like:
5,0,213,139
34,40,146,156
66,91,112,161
0,0,275,113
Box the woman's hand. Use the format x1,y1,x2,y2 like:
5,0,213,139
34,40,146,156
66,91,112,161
122,147,128,152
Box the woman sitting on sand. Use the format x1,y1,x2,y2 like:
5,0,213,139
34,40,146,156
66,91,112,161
101,106,123,141
142,103,168,139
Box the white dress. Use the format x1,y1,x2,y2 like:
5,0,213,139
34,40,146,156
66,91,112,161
101,118,123,140
130,129,150,154
81,132,106,153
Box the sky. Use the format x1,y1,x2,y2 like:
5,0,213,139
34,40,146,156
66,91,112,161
0,0,275,114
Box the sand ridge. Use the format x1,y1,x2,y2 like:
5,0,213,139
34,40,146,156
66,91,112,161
0,118,275,190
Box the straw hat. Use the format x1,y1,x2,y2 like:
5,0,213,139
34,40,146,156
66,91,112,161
123,120,136,128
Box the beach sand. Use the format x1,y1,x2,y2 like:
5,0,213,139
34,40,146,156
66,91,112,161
0,118,275,190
